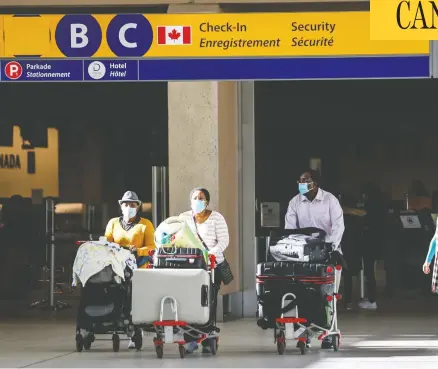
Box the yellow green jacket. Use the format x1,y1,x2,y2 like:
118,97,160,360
104,217,155,257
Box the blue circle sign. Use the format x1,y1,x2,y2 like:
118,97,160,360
106,14,153,57
55,15,102,57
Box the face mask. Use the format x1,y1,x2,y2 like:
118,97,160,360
298,183,310,195
191,200,207,214
122,207,137,220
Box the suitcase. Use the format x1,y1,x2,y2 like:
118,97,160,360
256,261,333,278
153,246,207,269
269,228,330,263
256,261,334,329
131,268,211,325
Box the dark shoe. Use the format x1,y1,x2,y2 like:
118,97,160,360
321,338,333,349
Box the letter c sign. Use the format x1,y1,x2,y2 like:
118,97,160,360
106,14,153,57
55,14,153,57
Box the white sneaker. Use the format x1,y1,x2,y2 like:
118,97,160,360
358,300,377,310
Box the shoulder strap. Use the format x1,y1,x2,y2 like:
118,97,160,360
193,216,208,249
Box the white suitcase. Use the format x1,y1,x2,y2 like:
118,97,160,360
131,268,211,325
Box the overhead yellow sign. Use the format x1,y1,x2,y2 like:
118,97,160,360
0,12,429,58
0,126,59,198
371,0,438,40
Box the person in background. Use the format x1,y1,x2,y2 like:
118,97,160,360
423,219,438,292
0,195,33,299
180,187,232,354
423,237,435,276
339,193,365,311
358,183,386,310
104,190,155,348
285,169,345,349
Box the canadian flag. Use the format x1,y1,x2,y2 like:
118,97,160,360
157,26,192,45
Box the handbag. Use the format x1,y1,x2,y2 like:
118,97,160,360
193,216,234,285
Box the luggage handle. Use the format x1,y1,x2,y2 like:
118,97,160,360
201,285,209,307
165,257,191,263
158,245,178,255
270,227,326,240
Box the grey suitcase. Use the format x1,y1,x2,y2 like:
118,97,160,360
131,268,211,325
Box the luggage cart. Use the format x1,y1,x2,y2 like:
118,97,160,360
274,264,342,355
151,254,220,359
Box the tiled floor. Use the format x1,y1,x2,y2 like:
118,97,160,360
2,295,438,368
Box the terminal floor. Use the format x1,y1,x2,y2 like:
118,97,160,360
2,295,438,368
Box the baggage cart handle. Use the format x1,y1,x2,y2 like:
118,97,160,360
270,227,327,240
209,254,216,284
281,293,297,318
159,296,178,322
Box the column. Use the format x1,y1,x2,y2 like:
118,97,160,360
168,4,240,297
168,5,256,318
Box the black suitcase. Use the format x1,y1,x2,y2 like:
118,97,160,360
269,228,331,263
257,261,333,278
153,246,207,269
256,261,334,330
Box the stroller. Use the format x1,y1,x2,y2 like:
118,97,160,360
73,239,140,352
256,228,342,355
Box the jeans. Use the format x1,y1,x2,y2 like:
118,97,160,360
363,254,377,303
343,255,377,304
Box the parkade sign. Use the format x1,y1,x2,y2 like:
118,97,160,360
0,12,431,81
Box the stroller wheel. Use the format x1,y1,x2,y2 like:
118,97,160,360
133,329,143,350
209,338,217,356
83,336,92,351
112,334,120,352
75,334,84,352
178,344,186,358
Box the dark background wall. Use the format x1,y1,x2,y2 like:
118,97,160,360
0,82,168,211
255,79,438,225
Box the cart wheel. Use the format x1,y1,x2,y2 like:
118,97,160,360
297,340,306,355
277,340,285,355
276,331,285,355
112,334,120,352
155,345,164,359
179,344,186,358
75,334,84,352
332,334,340,352
133,330,143,350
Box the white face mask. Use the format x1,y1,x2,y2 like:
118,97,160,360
122,206,137,220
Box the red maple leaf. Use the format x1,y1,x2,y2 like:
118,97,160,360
168,29,181,42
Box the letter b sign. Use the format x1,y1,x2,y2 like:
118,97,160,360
56,15,102,57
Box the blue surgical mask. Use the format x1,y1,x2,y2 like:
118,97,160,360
298,183,310,195
191,199,207,214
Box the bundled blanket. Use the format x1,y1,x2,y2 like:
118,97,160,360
154,216,205,249
72,237,137,287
